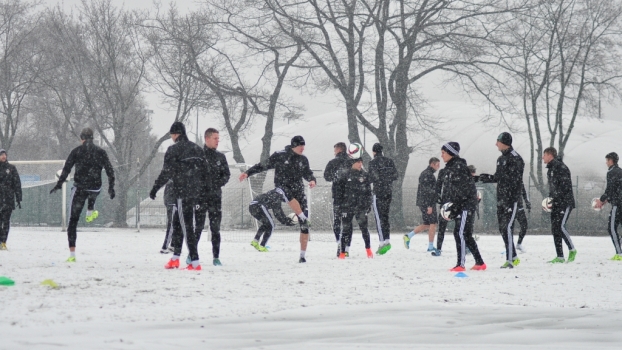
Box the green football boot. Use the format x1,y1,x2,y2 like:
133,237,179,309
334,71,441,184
377,243,392,255
548,257,565,263
85,210,99,223
611,254,622,261
66,256,76,263
512,258,520,267
567,249,577,262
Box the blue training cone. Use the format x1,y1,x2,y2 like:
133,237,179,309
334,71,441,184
454,272,468,278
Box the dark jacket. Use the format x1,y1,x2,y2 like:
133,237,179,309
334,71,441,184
480,147,525,207
246,145,316,191
600,164,622,206
323,151,350,204
0,161,22,211
250,189,290,224
204,146,230,197
151,135,209,200
369,152,398,197
441,156,478,213
163,180,175,206
546,157,575,209
436,168,448,205
334,168,373,213
55,140,115,191
416,166,437,208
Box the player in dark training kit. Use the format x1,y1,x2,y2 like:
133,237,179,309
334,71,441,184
405,157,440,252
249,189,297,251
480,132,524,269
369,143,398,255
50,128,115,262
197,128,230,266
240,135,316,263
543,147,577,263
334,156,374,259
150,122,210,271
0,149,21,250
594,152,622,260
323,142,350,255
440,142,486,272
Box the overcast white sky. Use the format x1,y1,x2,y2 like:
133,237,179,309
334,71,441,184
45,0,622,143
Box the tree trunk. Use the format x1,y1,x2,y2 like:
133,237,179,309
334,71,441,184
112,169,130,228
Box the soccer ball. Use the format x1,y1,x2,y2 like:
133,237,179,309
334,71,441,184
287,213,299,223
591,198,601,211
541,197,553,212
440,202,453,221
347,142,364,159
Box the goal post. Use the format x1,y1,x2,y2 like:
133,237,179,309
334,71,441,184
11,160,67,231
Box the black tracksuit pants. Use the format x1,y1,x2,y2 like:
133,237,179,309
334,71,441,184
170,198,201,262
497,203,518,262
608,206,622,255
332,202,342,242
340,211,371,252
436,212,448,251
453,210,484,267
550,205,575,258
0,208,12,243
250,203,275,247
372,194,392,242
67,187,100,248
517,208,528,245
195,195,222,259
161,205,175,250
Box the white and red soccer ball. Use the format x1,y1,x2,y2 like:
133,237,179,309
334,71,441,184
347,143,364,159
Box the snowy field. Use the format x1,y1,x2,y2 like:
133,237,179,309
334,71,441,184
1,227,622,349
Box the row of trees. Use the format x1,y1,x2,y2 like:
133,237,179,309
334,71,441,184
1,0,620,227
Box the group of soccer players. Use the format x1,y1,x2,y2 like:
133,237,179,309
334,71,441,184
0,123,620,270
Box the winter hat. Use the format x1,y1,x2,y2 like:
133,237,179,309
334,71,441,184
169,122,186,135
372,143,383,153
606,152,619,164
441,142,460,157
80,128,94,140
291,135,306,147
0,149,6,156
497,132,512,146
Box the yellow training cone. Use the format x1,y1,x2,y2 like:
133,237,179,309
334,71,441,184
40,279,59,289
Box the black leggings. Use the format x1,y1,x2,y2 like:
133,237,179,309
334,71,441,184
516,208,528,244
195,196,223,259
436,213,448,251
550,206,575,258
67,187,100,248
453,210,484,267
250,203,274,247
340,211,371,251
0,208,12,243
170,198,201,262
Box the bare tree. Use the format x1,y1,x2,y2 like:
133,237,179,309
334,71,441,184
0,0,42,151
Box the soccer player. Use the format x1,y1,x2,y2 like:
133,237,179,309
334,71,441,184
404,157,440,252
440,142,486,271
335,156,373,259
249,189,297,251
0,149,21,250
480,132,524,269
542,147,577,263
50,128,115,262
323,142,350,256
160,180,175,254
150,122,209,270
197,128,230,266
594,152,622,260
516,183,531,252
369,143,398,255
239,135,316,263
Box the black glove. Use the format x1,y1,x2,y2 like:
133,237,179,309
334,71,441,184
479,174,493,183
473,175,480,183
525,201,532,213
109,188,115,200
284,218,297,226
16,201,21,209
448,205,460,220
49,184,62,194
342,212,348,218
149,188,158,200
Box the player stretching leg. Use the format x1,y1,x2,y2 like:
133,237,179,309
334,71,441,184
240,136,316,263
50,128,115,262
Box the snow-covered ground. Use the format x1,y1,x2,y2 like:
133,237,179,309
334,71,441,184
1,227,622,349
